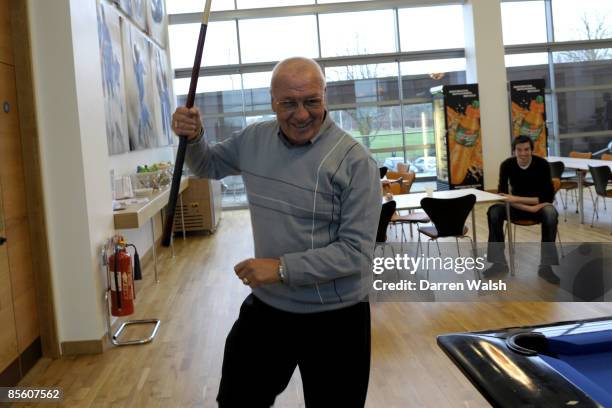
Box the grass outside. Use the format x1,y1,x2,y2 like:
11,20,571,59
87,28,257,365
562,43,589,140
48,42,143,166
349,129,436,162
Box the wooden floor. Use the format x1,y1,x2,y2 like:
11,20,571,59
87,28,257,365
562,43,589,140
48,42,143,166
16,195,612,407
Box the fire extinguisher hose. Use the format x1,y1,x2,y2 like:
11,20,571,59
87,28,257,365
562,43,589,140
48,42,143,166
127,244,142,281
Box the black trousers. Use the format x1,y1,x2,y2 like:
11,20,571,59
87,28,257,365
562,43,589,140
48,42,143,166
487,203,559,265
217,294,371,408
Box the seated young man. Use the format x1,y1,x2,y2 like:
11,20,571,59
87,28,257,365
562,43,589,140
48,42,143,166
485,135,560,283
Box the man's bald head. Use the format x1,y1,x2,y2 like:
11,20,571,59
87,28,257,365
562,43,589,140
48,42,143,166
270,57,326,97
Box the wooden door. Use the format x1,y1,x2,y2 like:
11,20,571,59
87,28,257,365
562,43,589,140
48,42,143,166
0,14,41,382
0,62,40,357
0,177,18,380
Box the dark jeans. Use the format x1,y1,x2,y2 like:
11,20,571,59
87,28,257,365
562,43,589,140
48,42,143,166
487,203,559,266
217,294,371,408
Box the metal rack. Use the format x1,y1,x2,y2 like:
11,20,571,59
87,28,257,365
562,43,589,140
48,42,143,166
102,237,160,346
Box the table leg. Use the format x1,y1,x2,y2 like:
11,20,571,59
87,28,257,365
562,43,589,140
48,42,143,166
179,194,186,241
578,170,584,224
505,201,515,275
150,218,159,283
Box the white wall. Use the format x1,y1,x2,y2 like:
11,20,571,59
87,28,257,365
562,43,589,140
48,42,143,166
28,0,110,343
464,0,511,190
28,0,173,345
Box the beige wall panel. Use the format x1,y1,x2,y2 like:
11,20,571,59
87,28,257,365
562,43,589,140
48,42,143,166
13,285,39,353
0,0,14,65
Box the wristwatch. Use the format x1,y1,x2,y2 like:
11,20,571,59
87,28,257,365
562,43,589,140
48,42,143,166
278,260,286,283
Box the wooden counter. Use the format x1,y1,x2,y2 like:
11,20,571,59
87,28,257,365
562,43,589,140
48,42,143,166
113,177,189,229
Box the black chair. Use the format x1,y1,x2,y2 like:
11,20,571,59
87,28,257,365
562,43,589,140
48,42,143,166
588,165,612,233
379,166,388,179
376,200,396,244
549,161,571,221
418,194,476,258
375,200,397,266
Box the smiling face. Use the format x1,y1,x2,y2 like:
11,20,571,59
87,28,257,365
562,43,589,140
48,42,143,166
514,141,533,167
271,59,327,145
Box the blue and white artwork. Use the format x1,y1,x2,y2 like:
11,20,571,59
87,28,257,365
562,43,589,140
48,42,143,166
151,45,174,146
115,0,146,30
97,2,129,155
147,0,167,46
131,0,147,30
122,24,160,150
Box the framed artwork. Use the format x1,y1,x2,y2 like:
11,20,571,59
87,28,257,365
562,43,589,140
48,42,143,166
115,0,146,30
122,23,160,150
96,1,129,155
150,45,175,146
130,0,147,30
147,0,167,46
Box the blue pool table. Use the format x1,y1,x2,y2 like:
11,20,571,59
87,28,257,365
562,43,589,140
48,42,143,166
438,317,612,407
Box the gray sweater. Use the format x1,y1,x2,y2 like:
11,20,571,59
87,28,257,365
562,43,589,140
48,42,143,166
185,114,381,313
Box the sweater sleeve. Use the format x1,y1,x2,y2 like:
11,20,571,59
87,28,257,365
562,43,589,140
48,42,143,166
537,159,554,204
184,128,242,179
498,160,510,194
281,154,381,287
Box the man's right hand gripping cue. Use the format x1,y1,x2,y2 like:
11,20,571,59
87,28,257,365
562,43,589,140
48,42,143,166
172,107,203,141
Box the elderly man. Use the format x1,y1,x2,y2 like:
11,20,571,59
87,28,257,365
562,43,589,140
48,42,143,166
172,57,380,407
485,135,559,283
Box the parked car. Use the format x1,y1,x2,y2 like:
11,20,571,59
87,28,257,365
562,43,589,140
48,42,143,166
383,157,409,172
413,156,437,173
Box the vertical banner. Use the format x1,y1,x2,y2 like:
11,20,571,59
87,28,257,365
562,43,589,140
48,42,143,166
444,84,483,189
510,79,547,157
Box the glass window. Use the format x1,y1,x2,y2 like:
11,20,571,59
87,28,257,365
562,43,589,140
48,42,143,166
400,59,467,100
239,16,318,62
553,49,612,88
501,1,547,45
202,116,245,144
167,0,235,14
552,0,612,42
557,89,612,134
330,106,402,150
398,6,464,52
505,53,549,84
169,21,239,69
319,10,396,57
237,0,313,8
402,103,435,176
243,72,273,112
175,74,243,115
560,135,612,157
325,63,399,105
317,0,369,3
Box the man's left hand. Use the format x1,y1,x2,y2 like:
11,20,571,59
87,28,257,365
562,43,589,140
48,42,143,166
234,258,281,288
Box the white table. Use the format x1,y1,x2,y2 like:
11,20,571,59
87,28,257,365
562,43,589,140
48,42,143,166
389,188,514,273
548,156,612,224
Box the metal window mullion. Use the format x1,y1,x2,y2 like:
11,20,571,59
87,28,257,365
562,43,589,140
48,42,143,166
559,130,612,140
233,9,248,128
393,7,408,162
169,0,465,24
315,12,322,59
544,0,560,155
174,49,466,79
555,84,612,94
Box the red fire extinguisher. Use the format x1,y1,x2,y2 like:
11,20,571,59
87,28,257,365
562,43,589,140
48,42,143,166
109,242,135,317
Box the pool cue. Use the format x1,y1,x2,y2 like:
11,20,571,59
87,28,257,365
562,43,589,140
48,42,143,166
161,0,212,247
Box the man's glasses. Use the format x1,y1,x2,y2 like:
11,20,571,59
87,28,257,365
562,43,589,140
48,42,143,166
275,98,324,113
